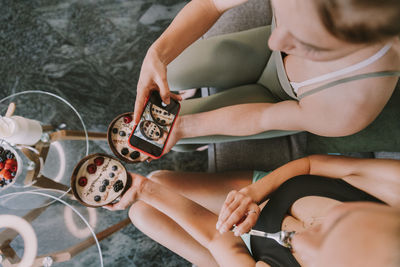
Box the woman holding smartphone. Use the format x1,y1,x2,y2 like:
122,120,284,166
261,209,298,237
106,154,400,266
134,0,400,152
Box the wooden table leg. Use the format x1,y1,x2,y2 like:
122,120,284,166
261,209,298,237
50,130,107,142
32,175,72,195
30,218,131,267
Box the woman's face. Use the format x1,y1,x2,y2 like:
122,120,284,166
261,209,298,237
269,0,369,61
292,203,399,267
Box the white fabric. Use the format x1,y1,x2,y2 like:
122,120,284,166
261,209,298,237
290,43,392,93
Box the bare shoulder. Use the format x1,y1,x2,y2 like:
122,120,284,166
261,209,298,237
213,0,249,13
299,71,398,136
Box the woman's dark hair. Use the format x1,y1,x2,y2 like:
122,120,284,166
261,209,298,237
316,0,400,43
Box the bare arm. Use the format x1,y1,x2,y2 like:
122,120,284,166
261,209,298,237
177,74,398,138
153,0,248,65
218,155,400,235
243,154,400,207
134,0,249,123
307,155,400,207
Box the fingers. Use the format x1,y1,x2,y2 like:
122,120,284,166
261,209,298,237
232,205,260,236
155,75,171,105
170,92,182,102
217,190,259,236
217,190,239,230
133,88,147,125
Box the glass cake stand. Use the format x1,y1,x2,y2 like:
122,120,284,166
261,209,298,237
0,190,129,267
0,91,129,267
0,90,91,210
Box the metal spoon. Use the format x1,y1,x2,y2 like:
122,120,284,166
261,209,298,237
248,229,295,249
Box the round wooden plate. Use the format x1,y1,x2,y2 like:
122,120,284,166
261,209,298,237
70,153,131,207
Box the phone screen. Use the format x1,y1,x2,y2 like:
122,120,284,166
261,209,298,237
129,91,180,158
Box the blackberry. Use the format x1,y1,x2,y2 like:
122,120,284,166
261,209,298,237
121,148,129,156
130,151,140,160
5,151,13,159
113,180,124,192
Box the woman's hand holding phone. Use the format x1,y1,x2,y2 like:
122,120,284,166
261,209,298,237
129,91,181,159
134,47,182,125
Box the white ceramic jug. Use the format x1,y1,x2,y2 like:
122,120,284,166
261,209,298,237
0,116,42,146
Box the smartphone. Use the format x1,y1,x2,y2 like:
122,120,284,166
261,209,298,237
128,91,180,159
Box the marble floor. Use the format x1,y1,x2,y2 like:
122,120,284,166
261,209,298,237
0,0,207,266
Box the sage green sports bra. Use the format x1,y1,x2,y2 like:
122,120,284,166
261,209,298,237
271,17,400,101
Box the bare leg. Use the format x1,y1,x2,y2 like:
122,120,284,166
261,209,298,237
129,171,254,266
148,170,253,214
129,201,218,267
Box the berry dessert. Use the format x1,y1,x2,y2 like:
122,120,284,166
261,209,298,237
71,153,131,207
0,145,18,190
107,112,149,163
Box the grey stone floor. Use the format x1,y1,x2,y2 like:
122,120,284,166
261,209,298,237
0,0,206,266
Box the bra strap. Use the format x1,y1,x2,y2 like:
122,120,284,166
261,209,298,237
298,71,400,100
291,43,392,93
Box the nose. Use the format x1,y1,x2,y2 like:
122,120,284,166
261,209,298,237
268,27,296,52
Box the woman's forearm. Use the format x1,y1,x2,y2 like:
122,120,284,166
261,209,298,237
240,157,311,204
151,0,222,65
178,102,303,139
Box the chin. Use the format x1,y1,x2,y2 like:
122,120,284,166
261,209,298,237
298,53,344,62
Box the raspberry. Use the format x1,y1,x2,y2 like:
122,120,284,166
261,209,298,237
87,164,97,174
123,116,133,124
0,162,4,170
94,157,104,166
78,177,88,187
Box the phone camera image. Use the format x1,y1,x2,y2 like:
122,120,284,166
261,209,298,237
129,92,180,158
